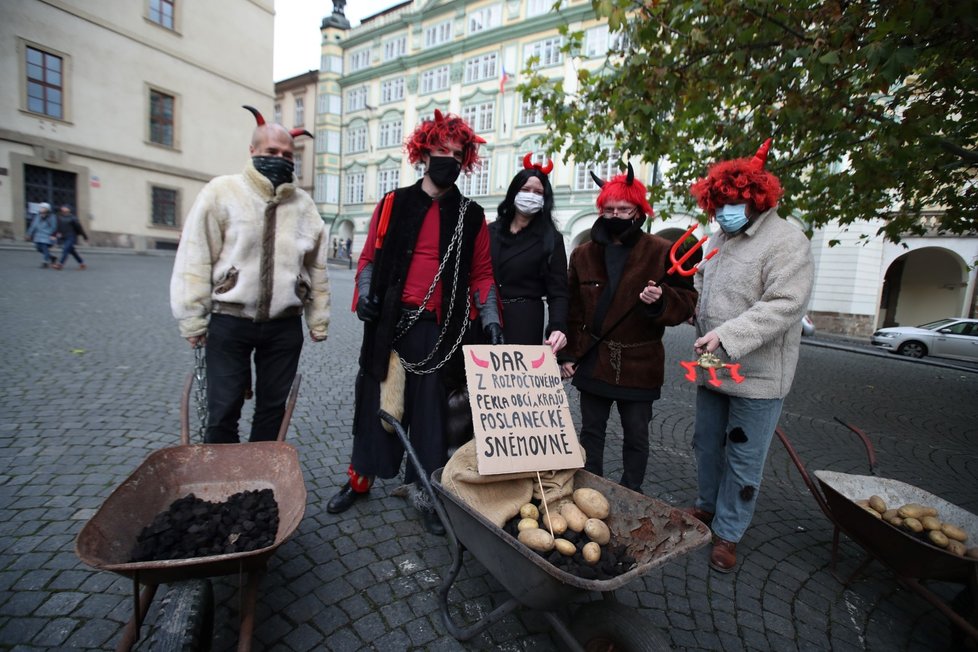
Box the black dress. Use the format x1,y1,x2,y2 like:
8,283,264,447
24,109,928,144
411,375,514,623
488,216,569,345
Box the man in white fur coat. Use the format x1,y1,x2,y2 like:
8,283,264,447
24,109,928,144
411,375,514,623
686,139,814,573
170,106,330,444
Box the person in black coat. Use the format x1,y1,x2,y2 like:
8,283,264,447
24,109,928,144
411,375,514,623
489,155,569,351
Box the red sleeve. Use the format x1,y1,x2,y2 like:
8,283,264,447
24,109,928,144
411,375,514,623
468,219,495,320
352,200,384,311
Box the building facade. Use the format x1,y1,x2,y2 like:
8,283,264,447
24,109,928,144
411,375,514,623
274,70,318,199
1,0,275,250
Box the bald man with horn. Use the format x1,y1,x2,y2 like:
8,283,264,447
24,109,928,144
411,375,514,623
170,105,330,444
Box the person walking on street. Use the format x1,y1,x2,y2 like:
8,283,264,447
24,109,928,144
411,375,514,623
686,139,814,573
489,154,569,351
26,203,58,268
53,205,88,270
326,109,502,535
561,164,698,494
170,105,330,444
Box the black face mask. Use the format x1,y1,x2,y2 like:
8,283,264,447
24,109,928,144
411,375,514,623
603,217,639,237
252,156,294,188
427,156,462,188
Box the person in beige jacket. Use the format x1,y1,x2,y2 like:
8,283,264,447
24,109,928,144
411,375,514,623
686,140,814,573
170,106,330,443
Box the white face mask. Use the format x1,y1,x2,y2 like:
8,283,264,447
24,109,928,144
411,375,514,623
514,191,545,215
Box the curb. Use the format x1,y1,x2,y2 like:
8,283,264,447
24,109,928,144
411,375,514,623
802,337,978,373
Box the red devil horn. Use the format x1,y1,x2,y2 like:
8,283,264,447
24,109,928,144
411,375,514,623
523,153,534,170
589,170,606,187
751,138,772,170
434,109,445,123
289,128,314,140
540,158,554,175
242,105,266,126
473,134,486,144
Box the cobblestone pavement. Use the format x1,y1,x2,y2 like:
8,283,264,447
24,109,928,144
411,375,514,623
1,249,976,651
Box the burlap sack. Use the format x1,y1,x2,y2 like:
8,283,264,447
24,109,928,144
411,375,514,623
441,440,579,528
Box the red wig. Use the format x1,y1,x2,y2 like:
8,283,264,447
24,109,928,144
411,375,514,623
405,109,484,172
595,164,654,217
689,139,783,217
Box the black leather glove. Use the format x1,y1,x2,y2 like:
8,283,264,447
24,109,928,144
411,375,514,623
356,295,380,323
484,323,505,345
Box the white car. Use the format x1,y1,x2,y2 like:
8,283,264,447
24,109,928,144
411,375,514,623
870,317,978,361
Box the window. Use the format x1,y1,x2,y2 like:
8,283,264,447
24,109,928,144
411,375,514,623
378,168,400,196
349,48,371,72
149,89,175,147
151,187,178,226
149,0,175,30
25,46,63,119
322,54,343,74
347,126,367,153
315,173,340,203
461,101,494,132
468,5,501,33
464,53,498,83
345,171,365,203
316,129,328,153
525,37,563,68
424,20,452,48
459,160,491,197
415,163,426,181
327,94,342,115
347,86,367,112
379,120,403,149
575,147,621,191
317,93,328,114
518,100,543,126
314,173,328,202
421,66,450,93
294,97,304,126
381,78,404,104
327,131,341,154
585,25,608,57
274,103,282,124
384,36,406,61
294,153,303,180
527,0,549,17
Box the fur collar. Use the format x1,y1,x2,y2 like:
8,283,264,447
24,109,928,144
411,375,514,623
243,160,296,202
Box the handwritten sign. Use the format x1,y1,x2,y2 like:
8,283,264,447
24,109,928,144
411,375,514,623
463,344,584,475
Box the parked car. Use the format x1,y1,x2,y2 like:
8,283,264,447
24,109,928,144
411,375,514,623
870,317,978,361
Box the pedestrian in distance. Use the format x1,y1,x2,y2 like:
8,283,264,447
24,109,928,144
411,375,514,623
53,205,88,270
26,202,58,268
170,105,330,444
685,139,814,573
326,109,503,536
560,163,698,495
489,153,569,351
345,237,353,259
332,237,338,258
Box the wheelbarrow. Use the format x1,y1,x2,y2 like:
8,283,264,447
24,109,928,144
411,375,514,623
379,410,712,651
74,374,306,652
776,417,978,644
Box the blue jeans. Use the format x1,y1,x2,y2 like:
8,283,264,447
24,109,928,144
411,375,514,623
692,386,784,542
59,235,83,265
34,241,53,264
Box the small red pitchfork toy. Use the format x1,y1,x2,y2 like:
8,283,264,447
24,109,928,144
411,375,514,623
680,352,744,387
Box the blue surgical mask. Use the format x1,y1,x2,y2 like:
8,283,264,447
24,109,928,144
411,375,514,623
715,204,749,233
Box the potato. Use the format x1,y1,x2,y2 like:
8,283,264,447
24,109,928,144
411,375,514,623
855,499,870,508
519,503,540,521
903,517,924,533
886,516,904,527
882,509,899,521
920,505,939,518
920,516,942,531
947,540,967,557
561,502,588,532
928,530,949,548
897,503,925,519
861,505,882,519
518,528,554,552
573,488,610,519
966,547,978,560
542,512,567,536
940,523,969,542
868,495,887,514
554,538,576,556
582,541,601,565
584,518,611,545
518,517,539,532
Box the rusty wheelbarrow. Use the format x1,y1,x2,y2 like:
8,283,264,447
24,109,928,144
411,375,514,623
75,374,305,652
777,417,978,644
380,410,712,651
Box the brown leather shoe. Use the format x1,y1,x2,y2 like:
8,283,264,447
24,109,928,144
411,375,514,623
681,506,714,526
709,538,737,573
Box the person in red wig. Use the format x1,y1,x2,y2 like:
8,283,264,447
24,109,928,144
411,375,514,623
561,163,697,494
326,110,502,535
685,140,814,573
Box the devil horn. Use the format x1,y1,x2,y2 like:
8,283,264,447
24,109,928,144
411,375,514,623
540,158,554,175
523,153,534,170
751,138,772,169
434,108,445,123
242,105,265,126
626,161,635,185
289,128,314,140
589,170,606,187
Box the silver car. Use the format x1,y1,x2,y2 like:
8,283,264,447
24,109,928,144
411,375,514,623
870,317,978,361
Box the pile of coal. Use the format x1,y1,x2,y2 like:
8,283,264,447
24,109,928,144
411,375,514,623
129,489,278,562
503,516,636,581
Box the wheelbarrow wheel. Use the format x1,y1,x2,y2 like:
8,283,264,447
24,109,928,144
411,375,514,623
571,601,671,651
147,579,214,652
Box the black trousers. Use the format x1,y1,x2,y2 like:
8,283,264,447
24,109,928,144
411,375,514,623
205,313,303,444
579,390,654,493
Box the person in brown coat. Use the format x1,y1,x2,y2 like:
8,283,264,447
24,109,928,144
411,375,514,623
561,164,697,493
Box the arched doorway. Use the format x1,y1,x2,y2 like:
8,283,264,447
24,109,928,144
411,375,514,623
879,247,968,328
329,220,355,259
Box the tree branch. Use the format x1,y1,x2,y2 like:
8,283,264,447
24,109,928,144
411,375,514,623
940,139,978,163
743,5,814,44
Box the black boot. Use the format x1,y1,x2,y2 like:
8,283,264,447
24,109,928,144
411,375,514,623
421,508,446,536
326,481,367,514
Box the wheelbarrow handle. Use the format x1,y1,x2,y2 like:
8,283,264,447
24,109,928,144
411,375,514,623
832,417,879,476
775,427,835,524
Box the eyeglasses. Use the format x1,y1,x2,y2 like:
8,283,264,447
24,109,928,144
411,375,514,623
601,207,637,218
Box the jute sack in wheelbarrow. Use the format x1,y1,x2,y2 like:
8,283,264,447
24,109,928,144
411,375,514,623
441,440,578,528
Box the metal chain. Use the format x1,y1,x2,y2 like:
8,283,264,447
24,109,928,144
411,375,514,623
193,343,208,441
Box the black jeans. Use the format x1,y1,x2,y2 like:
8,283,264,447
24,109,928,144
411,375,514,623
579,390,654,493
205,313,303,444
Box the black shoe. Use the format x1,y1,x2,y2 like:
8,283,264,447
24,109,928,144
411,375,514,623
421,509,446,536
327,482,367,514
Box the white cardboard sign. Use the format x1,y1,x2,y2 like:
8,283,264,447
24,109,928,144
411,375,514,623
463,344,584,475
